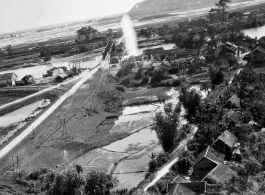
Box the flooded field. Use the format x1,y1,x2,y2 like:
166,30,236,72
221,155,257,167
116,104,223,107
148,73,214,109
0,100,41,127
0,100,44,146
70,87,183,190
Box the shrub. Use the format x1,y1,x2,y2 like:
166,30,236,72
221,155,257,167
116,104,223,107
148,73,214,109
134,68,142,80
151,69,168,85
120,76,131,86
172,79,181,87
153,103,180,152
209,64,224,85
179,85,202,122
141,76,149,85
116,85,125,93
27,170,41,180
168,67,179,74
115,62,134,78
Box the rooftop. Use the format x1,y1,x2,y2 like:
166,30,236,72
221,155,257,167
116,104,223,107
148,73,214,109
0,72,18,81
223,109,241,124
203,163,237,184
167,184,196,195
252,46,265,54
194,146,225,166
215,130,238,148
143,47,164,54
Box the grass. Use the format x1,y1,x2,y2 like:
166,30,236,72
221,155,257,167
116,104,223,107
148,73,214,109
0,96,21,106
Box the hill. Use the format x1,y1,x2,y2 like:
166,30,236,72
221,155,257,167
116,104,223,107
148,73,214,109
129,0,247,17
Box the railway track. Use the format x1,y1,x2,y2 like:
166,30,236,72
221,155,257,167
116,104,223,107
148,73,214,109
0,62,108,175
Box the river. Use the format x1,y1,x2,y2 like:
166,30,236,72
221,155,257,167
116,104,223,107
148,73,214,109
0,43,174,80
0,54,102,80
243,25,265,39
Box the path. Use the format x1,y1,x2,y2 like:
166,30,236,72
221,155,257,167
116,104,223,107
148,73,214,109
0,68,95,111
143,126,198,191
0,65,101,160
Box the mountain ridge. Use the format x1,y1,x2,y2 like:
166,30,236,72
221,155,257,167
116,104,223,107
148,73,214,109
129,0,249,17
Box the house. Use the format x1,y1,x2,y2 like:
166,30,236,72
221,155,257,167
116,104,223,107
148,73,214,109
135,55,143,62
218,44,237,59
15,80,27,86
212,130,238,159
188,27,207,37
163,49,177,61
0,72,18,87
203,164,237,185
249,46,265,62
176,49,200,59
65,70,75,78
179,182,207,194
223,94,241,109
52,68,64,77
223,109,241,124
226,42,240,57
201,48,216,60
166,184,196,195
142,47,164,61
21,75,34,85
193,146,225,179
238,43,250,54
54,73,68,82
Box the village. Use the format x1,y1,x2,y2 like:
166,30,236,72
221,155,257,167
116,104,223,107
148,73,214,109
0,0,265,194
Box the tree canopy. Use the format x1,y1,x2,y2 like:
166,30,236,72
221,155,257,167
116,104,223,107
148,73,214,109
77,26,100,43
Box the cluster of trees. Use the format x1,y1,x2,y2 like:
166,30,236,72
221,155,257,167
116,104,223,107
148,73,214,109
209,64,225,85
138,27,155,40
23,166,118,195
76,26,100,43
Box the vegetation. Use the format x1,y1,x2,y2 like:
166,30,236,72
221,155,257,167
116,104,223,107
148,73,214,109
115,85,125,93
179,85,202,122
21,166,118,195
44,48,51,62
77,26,100,43
97,89,124,112
209,64,225,85
150,69,169,86
153,102,190,153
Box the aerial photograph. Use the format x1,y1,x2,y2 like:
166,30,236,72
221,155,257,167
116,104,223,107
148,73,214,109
0,0,265,194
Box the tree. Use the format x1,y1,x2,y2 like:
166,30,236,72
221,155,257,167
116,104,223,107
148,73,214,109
174,150,195,174
44,48,51,62
179,85,202,122
106,28,113,40
76,164,83,175
200,82,211,94
84,170,118,195
153,103,180,152
206,25,217,39
215,0,231,22
150,69,168,85
138,27,153,40
6,45,12,55
209,64,225,85
77,26,100,43
47,168,85,195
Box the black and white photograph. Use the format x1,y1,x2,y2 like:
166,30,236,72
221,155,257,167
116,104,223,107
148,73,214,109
0,0,265,194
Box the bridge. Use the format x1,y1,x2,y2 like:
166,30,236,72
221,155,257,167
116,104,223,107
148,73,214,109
102,41,115,61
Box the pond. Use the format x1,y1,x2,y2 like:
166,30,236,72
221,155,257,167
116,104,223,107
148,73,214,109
243,25,265,39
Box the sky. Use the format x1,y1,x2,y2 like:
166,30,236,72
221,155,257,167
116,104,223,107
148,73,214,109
0,0,143,34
